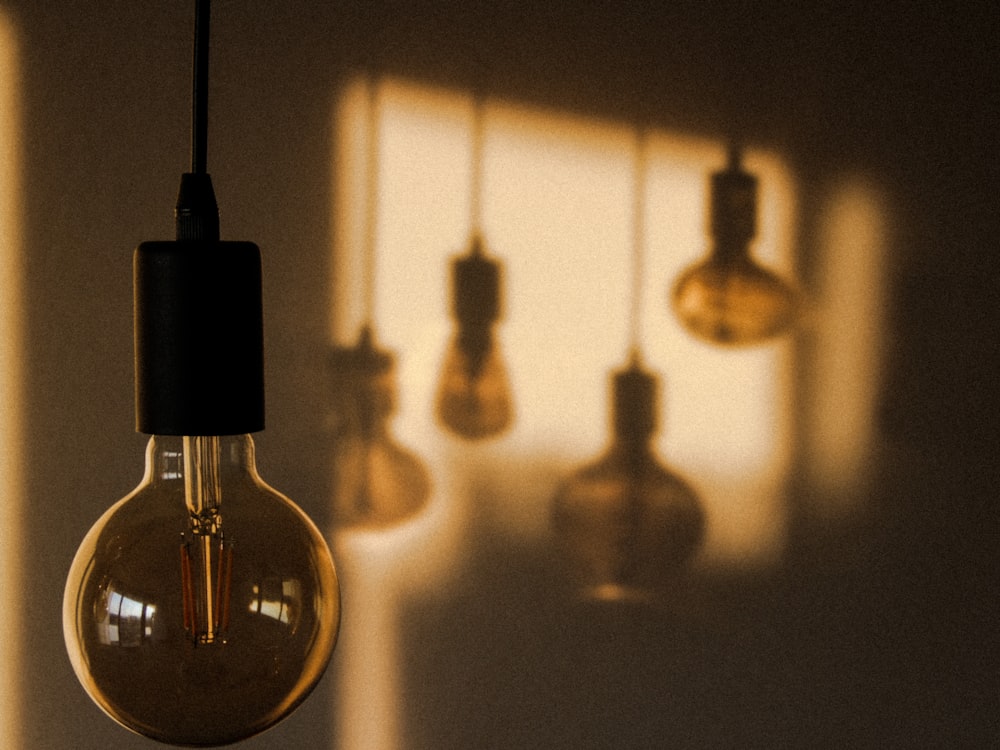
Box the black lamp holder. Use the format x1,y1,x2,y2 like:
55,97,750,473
134,0,265,435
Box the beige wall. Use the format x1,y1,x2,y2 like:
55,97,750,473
5,1,995,747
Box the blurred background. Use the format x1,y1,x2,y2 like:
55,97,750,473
0,0,996,747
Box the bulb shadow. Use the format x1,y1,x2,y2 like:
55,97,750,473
392,446,993,749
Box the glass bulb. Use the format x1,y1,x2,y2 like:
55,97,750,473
63,434,340,746
551,361,704,601
330,330,431,527
672,253,798,345
436,326,513,440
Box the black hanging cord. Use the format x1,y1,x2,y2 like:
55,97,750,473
192,0,211,174
176,0,219,241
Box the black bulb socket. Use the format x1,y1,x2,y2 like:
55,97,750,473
134,173,265,435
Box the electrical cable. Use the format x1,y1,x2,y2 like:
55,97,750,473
192,0,211,175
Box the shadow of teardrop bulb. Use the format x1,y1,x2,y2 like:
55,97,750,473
436,234,514,440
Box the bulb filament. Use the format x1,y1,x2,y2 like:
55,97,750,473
179,436,234,644
181,532,233,643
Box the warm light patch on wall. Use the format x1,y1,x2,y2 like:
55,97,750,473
330,77,473,750
336,79,798,565
0,12,22,747
329,73,806,748
805,179,887,514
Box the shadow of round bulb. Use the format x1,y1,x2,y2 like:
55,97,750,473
672,255,798,345
551,361,704,602
671,147,799,346
64,435,340,747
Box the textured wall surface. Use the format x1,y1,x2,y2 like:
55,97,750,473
6,1,996,748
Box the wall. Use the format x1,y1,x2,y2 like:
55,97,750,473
5,1,996,748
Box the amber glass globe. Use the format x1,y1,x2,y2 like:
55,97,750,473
64,434,340,746
551,361,704,601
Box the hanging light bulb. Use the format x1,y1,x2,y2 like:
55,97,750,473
64,434,340,746
551,355,705,602
330,326,431,527
436,95,513,440
671,145,799,345
436,232,513,439
63,2,339,745
552,127,703,602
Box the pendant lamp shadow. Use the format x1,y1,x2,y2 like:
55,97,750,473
330,326,431,527
551,129,704,602
435,95,514,440
330,75,430,528
671,145,800,345
62,2,340,745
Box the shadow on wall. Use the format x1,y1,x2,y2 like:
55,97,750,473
327,75,914,750
8,0,996,746
393,445,993,749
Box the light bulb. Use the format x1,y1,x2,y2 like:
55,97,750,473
671,148,799,345
63,170,340,745
64,434,340,746
330,328,430,527
436,235,513,439
551,358,704,602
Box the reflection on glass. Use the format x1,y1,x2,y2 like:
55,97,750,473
63,435,340,747
250,578,303,626
552,358,704,601
98,588,157,647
